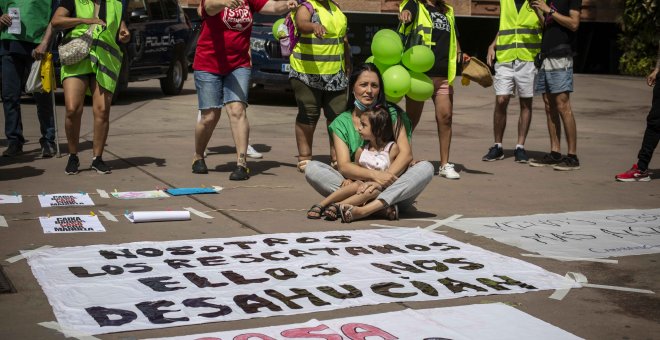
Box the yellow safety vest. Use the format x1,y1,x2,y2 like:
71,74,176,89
398,0,457,85
290,0,347,75
495,0,542,62
60,0,124,93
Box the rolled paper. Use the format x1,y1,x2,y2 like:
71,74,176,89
125,211,191,223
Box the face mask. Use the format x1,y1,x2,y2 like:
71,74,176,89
354,92,373,111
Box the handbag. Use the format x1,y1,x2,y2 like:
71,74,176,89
58,24,96,66
25,58,43,93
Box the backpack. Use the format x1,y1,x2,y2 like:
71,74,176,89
277,0,315,57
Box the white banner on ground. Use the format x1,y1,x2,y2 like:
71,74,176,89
446,208,660,258
111,190,170,199
39,215,106,233
26,228,577,335
0,194,22,204
148,303,582,340
38,193,95,207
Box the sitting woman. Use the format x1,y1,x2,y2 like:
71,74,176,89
305,63,434,222
307,106,400,221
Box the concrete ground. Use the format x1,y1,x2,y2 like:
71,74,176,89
0,74,658,339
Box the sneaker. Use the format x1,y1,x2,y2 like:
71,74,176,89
482,145,504,161
2,143,23,157
40,142,56,158
529,153,562,167
192,158,208,174
91,156,112,174
246,145,263,159
615,164,650,182
229,165,250,180
65,154,80,175
439,163,460,179
514,147,529,163
553,156,581,171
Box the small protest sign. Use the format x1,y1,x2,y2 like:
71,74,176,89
39,215,106,233
38,193,95,208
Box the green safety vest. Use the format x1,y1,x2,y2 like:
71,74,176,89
290,0,347,75
495,0,542,62
398,0,457,85
0,0,51,44
60,0,123,93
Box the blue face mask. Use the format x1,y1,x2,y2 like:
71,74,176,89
354,92,373,111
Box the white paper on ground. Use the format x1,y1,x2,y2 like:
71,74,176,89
39,215,105,233
38,193,95,207
0,194,22,204
124,211,191,223
111,190,170,199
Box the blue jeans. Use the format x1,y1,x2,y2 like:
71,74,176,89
194,68,251,110
2,54,55,146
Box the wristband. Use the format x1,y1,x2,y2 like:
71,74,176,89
549,8,556,15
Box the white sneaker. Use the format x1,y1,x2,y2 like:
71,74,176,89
246,144,263,159
439,163,460,179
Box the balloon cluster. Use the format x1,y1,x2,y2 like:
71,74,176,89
367,29,435,103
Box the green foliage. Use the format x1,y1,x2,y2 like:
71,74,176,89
618,0,659,75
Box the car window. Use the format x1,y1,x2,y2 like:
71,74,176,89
162,0,178,20
146,0,164,20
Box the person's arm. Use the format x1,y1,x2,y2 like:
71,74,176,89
294,3,325,37
205,0,241,17
648,42,660,87
51,7,105,29
118,19,130,43
259,0,297,15
0,13,10,30
333,133,397,187
487,32,498,66
343,36,351,76
398,0,417,24
385,120,412,177
32,23,54,60
531,0,580,32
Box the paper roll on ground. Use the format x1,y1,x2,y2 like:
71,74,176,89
125,211,191,223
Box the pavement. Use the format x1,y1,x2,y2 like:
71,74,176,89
0,74,658,339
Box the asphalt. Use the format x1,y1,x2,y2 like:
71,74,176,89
0,73,658,339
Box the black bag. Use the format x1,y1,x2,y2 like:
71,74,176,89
534,52,545,69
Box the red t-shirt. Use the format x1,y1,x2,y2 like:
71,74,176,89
193,0,268,75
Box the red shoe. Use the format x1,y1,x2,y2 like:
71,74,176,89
615,164,650,182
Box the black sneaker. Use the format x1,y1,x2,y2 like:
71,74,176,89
553,156,581,171
91,156,112,174
529,153,562,167
2,143,23,157
192,158,208,174
514,148,529,163
482,145,504,161
40,142,55,158
65,154,80,175
229,165,250,180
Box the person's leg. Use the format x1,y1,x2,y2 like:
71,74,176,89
193,70,223,171
323,90,347,165
637,83,660,171
224,67,251,173
435,91,453,167
2,54,26,153
304,160,344,196
517,97,533,145
89,78,112,158
291,78,322,166
493,95,510,144
62,76,89,155
544,93,562,153
555,92,577,155
514,61,536,147
318,181,360,207
195,108,221,159
404,96,425,131
34,90,55,152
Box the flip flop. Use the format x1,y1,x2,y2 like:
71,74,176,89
339,204,355,223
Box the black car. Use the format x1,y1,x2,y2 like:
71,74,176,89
50,0,192,102
182,10,291,93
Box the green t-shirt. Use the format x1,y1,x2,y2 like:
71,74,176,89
329,103,413,161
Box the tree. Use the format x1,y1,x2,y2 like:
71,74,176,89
618,0,659,75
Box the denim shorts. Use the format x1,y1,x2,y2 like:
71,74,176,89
535,57,574,94
194,67,251,109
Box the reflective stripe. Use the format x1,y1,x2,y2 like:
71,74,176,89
499,28,541,35
297,37,342,45
90,54,118,81
292,52,342,62
93,40,122,60
415,24,431,34
497,42,542,51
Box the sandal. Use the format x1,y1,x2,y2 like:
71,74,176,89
323,203,340,221
297,159,310,173
385,204,399,221
307,204,324,219
339,204,355,223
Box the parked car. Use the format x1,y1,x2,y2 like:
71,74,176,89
181,6,201,69
52,0,192,102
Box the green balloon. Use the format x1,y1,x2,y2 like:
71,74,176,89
386,94,404,103
382,65,411,98
365,56,375,63
402,45,435,73
407,71,434,101
371,29,403,66
372,58,391,74
273,18,285,38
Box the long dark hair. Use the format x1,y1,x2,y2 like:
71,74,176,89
346,63,386,111
363,106,395,150
424,0,448,14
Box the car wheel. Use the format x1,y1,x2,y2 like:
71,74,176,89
160,56,186,95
